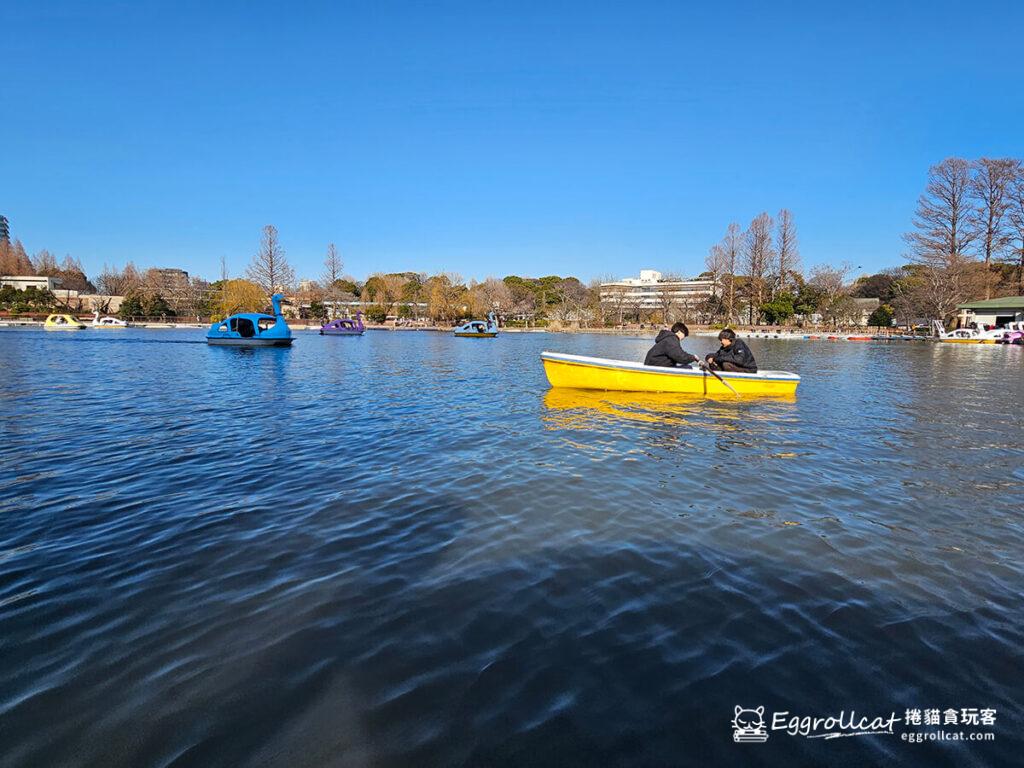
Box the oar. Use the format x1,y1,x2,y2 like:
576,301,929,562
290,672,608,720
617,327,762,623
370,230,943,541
701,361,741,397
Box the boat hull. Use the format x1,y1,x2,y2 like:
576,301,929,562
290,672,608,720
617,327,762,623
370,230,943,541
320,329,364,336
541,352,800,397
44,325,87,331
454,331,498,338
206,337,294,347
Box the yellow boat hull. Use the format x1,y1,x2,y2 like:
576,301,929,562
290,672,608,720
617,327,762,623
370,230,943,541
938,338,998,344
541,352,800,397
44,314,87,330
454,332,498,338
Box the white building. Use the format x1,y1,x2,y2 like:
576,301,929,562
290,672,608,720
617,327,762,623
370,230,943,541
0,275,63,291
599,270,714,312
956,296,1024,328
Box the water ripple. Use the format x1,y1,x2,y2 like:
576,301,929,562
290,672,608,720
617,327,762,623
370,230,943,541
0,329,1021,766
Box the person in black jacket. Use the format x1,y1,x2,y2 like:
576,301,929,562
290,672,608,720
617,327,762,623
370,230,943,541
705,329,757,372
644,322,699,367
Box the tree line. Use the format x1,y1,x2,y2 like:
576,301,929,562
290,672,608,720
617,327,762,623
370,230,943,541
0,240,94,293
5,159,1022,325
898,157,1024,323
696,156,1024,328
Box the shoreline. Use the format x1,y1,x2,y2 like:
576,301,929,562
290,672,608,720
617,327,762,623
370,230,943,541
0,318,933,341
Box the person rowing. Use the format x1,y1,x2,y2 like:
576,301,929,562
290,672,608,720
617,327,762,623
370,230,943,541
704,329,757,373
644,322,699,368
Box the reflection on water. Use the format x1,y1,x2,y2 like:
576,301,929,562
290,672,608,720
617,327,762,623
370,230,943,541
0,328,1022,767
542,387,802,460
543,386,796,427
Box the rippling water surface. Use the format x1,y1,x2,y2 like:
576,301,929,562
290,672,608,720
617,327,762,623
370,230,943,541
1,329,1022,767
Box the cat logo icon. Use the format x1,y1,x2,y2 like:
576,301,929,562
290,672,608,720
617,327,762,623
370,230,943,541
733,706,769,743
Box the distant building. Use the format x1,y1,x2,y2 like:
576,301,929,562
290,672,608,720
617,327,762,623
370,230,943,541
956,296,1024,328
0,215,9,245
850,297,882,326
151,268,190,295
0,275,62,291
298,279,317,293
599,269,715,313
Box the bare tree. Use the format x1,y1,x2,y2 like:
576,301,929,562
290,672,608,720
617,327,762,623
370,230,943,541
703,225,744,324
742,213,774,323
320,243,343,318
32,249,59,275
906,158,977,264
774,209,801,295
472,277,513,316
246,225,295,296
654,281,678,324
971,158,1018,298
179,277,210,320
1009,166,1024,294
903,158,982,323
585,279,607,326
218,255,229,315
0,241,32,275
599,282,630,326
809,263,854,328
722,223,742,323
550,278,588,326
622,290,645,324
95,262,143,296
704,244,727,290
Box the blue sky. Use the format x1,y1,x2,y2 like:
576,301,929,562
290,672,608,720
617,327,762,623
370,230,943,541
3,0,1023,283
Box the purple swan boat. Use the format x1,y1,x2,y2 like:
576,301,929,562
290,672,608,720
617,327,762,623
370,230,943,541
320,311,365,336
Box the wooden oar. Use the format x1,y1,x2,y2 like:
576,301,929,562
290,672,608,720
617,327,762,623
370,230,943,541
701,361,741,397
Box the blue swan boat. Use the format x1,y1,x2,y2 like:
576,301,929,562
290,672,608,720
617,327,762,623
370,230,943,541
454,311,498,338
206,293,294,346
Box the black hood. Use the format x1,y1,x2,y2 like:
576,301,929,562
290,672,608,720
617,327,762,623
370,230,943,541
644,329,697,368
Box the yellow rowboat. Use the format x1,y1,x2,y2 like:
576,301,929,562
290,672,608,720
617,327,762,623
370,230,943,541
44,314,87,330
541,352,801,397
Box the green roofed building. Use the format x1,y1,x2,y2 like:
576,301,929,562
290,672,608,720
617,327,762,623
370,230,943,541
956,296,1024,328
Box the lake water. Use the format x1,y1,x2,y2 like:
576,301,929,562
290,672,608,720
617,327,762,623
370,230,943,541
1,328,1022,767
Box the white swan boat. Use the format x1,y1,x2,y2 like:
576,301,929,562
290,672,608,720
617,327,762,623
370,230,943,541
92,311,128,329
932,320,1003,344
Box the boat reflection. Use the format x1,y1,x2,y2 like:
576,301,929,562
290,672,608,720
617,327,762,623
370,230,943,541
542,387,797,434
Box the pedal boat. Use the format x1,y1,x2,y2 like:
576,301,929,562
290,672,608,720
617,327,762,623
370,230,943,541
320,311,364,336
932,320,1003,344
996,321,1024,345
936,328,1003,344
44,314,87,330
541,352,800,397
91,311,127,328
454,311,498,338
206,293,293,347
